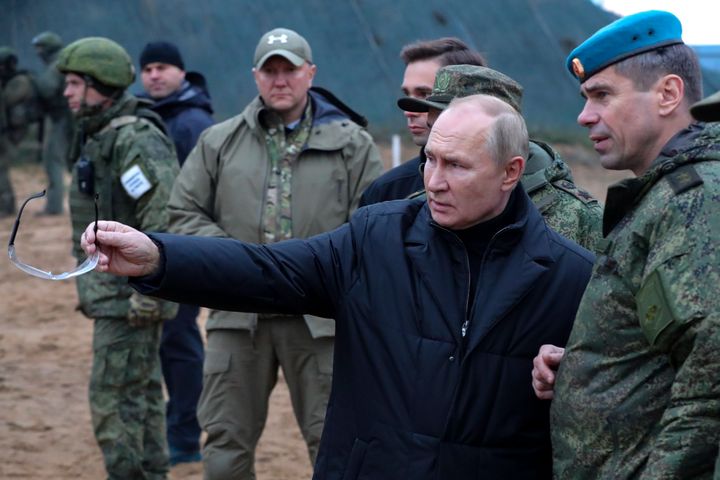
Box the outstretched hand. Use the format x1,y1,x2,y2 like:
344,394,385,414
531,344,565,400
80,220,160,277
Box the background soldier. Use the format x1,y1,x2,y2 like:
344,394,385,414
138,39,214,466
32,31,73,215
167,27,382,479
57,36,179,479
0,46,39,216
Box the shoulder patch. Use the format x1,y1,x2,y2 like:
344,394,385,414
120,164,153,200
553,179,597,204
665,164,703,195
637,270,676,346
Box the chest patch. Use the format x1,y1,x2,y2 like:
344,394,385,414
120,165,152,200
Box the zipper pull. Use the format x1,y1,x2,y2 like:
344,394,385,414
461,320,469,337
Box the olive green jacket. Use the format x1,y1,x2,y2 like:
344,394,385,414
168,93,383,336
552,122,720,479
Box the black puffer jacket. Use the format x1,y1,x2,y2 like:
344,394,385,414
134,185,594,479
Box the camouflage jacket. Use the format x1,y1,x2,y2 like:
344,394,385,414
525,140,603,252
168,89,383,335
70,93,179,319
551,122,720,479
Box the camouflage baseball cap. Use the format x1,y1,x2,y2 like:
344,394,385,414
397,64,523,113
254,28,312,69
690,90,720,122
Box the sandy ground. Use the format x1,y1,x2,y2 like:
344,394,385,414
0,156,629,479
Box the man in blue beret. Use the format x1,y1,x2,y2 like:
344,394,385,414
531,10,720,479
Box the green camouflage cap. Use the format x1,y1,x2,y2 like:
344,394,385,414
690,90,720,122
397,64,523,113
254,28,312,68
0,46,17,63
57,37,135,89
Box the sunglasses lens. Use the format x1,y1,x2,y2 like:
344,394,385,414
8,245,100,281
7,190,100,281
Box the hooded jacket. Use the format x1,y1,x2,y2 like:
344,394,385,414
139,74,213,164
167,87,383,336
552,122,720,479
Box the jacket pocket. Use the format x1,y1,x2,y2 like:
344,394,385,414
342,438,369,480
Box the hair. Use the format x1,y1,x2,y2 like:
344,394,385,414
447,95,529,166
613,43,703,104
400,37,487,67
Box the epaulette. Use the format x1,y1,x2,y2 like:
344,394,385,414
664,163,703,195
552,179,598,204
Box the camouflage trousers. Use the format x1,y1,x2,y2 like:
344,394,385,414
90,317,168,480
40,116,69,214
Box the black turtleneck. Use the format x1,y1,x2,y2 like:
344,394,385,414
454,187,519,314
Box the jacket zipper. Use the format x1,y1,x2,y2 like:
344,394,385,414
436,223,514,340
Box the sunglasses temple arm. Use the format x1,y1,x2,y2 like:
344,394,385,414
94,193,99,236
8,190,47,247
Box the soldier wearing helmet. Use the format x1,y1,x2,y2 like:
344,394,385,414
0,46,40,217
58,37,179,479
31,31,73,215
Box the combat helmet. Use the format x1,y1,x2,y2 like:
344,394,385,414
57,37,135,90
0,46,18,78
0,46,18,65
31,31,63,56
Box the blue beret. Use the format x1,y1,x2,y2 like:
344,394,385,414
566,10,683,82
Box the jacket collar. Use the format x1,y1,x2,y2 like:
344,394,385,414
602,122,717,235
404,185,555,350
242,89,359,152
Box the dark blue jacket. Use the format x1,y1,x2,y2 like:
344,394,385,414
359,154,424,206
135,186,594,479
139,74,214,165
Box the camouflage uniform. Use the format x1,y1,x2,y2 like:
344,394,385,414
60,37,179,480
0,47,40,216
70,92,179,480
397,64,603,252
33,32,74,215
551,123,720,479
525,140,603,250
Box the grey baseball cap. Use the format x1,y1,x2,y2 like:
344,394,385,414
254,28,312,69
397,64,523,113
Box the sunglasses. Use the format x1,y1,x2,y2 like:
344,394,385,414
8,190,99,281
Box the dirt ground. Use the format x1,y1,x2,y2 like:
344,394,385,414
0,155,629,479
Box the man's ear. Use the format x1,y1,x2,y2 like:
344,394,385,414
501,156,525,192
657,74,685,117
